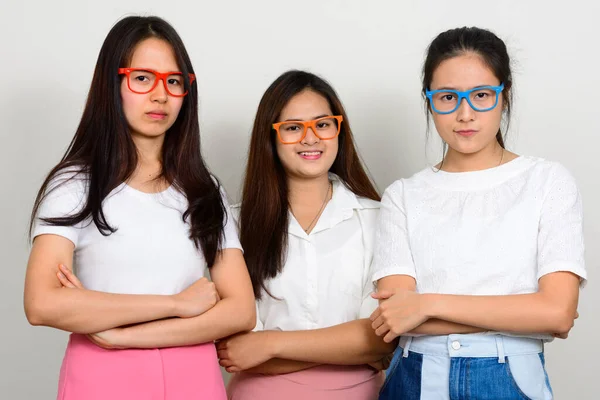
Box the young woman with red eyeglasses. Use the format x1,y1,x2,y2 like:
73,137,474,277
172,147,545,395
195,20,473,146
24,16,255,400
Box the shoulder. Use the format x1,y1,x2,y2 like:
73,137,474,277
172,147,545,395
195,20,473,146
521,156,579,194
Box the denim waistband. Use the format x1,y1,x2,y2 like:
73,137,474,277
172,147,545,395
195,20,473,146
399,334,543,364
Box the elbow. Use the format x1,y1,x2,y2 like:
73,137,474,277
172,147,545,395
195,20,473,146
549,308,575,335
24,301,48,327
241,304,257,332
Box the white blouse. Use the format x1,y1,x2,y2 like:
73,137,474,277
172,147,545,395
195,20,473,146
371,156,586,339
33,171,242,295
233,176,380,331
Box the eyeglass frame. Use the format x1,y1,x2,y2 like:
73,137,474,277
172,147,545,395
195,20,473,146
118,68,196,97
272,115,344,144
425,83,505,115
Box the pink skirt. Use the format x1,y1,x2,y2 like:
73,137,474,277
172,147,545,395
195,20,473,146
57,334,226,400
227,365,384,400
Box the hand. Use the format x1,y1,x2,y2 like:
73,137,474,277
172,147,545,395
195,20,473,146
172,277,220,318
552,310,579,339
367,352,394,371
87,328,126,350
370,289,430,343
216,331,276,373
57,264,84,289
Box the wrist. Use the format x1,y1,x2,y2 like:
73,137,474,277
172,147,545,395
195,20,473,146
422,293,442,319
264,331,283,358
113,327,131,348
168,294,181,317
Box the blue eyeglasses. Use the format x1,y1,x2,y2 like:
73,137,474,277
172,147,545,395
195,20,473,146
425,83,504,114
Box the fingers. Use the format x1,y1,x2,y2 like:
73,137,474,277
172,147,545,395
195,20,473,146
371,290,394,300
375,323,391,337
59,264,84,289
369,307,382,322
383,330,399,343
57,271,77,288
371,315,386,331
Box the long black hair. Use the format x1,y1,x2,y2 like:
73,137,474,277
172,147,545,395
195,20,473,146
30,16,226,268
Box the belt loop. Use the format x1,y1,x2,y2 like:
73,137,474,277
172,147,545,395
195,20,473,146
402,336,413,358
495,335,506,363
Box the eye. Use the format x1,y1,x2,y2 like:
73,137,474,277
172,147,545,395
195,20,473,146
167,76,183,86
438,93,456,102
316,121,331,129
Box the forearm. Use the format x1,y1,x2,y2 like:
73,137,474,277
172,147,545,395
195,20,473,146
246,359,319,375
426,292,574,334
25,287,176,334
118,297,256,348
409,319,484,335
271,319,396,365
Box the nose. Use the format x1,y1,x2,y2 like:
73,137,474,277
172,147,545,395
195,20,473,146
456,97,475,122
301,125,319,145
150,78,168,103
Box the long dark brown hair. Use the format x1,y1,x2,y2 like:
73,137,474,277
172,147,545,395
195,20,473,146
29,16,226,268
240,70,380,299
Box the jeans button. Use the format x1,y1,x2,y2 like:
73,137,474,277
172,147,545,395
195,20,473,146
451,340,461,350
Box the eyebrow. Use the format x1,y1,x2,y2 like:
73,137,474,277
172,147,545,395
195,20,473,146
282,114,331,122
432,84,497,91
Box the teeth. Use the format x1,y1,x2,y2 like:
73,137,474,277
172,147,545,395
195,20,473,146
300,152,321,156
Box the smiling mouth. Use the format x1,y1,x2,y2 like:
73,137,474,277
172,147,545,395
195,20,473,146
298,151,323,159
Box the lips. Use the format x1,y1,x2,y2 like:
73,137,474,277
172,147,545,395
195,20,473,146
146,110,167,120
298,151,323,160
455,130,477,137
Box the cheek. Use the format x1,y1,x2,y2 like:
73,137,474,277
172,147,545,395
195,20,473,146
170,98,184,119
120,83,139,119
431,114,454,139
275,141,294,169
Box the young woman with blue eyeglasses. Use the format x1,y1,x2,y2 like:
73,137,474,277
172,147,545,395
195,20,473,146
370,27,586,399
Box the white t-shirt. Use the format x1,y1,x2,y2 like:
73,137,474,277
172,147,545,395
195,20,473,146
233,176,380,331
32,171,242,295
372,155,586,294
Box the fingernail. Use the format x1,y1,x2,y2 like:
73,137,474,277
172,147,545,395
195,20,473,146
58,272,65,278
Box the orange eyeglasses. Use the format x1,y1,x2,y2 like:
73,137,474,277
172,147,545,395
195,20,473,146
118,68,196,97
272,115,343,144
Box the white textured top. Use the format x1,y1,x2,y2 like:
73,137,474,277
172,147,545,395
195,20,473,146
32,171,242,295
372,156,586,297
233,176,380,331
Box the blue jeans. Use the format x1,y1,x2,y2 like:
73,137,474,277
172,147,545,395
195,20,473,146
379,334,553,400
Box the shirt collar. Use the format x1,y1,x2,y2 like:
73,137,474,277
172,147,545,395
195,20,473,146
288,174,377,238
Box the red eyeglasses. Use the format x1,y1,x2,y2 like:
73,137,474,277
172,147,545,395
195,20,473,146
118,68,196,97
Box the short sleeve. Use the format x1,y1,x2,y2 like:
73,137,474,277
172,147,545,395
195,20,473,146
537,164,586,286
371,180,417,285
355,207,380,319
252,303,264,332
219,187,243,251
32,171,87,246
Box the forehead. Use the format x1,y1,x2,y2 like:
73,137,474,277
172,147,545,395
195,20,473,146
129,37,180,71
431,53,500,90
279,90,333,120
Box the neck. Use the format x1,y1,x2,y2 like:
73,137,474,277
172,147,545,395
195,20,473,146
287,173,331,209
441,141,504,172
130,133,165,185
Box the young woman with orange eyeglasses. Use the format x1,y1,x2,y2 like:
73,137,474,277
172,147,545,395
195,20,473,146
218,70,395,400
24,16,255,399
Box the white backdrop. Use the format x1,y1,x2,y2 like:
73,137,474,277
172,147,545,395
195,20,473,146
1,1,598,398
